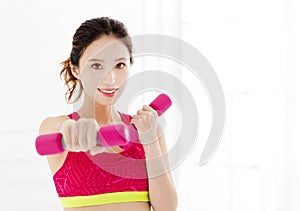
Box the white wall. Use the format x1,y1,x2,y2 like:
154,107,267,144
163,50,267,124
178,0,300,210
0,0,299,210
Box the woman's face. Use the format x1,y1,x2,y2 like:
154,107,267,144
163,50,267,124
75,35,131,105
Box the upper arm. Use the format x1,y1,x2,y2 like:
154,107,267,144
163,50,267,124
39,115,69,135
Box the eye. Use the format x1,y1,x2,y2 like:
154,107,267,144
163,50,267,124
116,62,126,69
91,63,102,70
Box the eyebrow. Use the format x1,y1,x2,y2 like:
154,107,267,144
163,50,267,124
88,57,128,62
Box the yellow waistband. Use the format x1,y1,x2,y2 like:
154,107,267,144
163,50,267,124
60,191,149,208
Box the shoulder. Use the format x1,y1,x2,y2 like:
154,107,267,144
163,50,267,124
39,115,70,135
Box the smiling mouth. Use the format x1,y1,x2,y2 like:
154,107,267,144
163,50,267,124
97,88,118,97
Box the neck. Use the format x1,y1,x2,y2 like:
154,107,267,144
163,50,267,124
76,95,122,125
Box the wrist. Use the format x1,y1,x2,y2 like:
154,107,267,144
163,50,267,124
138,132,158,145
143,140,161,158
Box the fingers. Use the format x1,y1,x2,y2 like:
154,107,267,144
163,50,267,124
60,118,101,153
132,107,150,126
59,119,80,152
133,105,158,121
136,105,154,114
136,110,148,117
130,117,141,127
133,106,155,118
142,105,152,111
79,119,98,151
131,105,159,145
132,114,144,119
86,123,98,150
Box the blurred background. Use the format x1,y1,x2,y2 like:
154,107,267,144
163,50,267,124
0,0,300,210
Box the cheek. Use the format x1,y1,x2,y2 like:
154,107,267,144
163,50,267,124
117,71,129,84
115,71,129,96
80,71,103,92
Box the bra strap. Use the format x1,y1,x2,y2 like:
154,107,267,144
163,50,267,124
117,111,132,125
67,112,80,121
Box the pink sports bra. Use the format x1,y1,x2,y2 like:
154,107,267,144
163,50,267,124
53,112,149,208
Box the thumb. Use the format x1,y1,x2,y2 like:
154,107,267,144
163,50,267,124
89,146,105,156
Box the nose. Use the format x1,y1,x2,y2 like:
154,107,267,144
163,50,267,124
102,69,116,85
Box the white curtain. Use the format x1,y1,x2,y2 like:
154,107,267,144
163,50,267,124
0,0,299,210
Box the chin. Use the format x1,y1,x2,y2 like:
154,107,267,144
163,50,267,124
95,93,122,106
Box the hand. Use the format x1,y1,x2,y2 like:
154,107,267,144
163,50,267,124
131,105,159,145
59,118,105,155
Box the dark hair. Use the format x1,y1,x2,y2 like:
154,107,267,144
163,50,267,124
60,17,133,103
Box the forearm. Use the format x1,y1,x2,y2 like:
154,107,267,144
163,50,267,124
143,141,178,211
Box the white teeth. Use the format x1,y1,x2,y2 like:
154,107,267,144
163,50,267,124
100,89,117,94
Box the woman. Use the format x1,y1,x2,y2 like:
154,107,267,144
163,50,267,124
39,17,178,211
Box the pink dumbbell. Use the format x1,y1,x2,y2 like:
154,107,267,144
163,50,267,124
36,93,172,155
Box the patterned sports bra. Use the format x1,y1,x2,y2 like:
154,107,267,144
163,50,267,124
53,112,149,208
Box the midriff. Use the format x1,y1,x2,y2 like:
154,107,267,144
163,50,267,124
64,201,151,211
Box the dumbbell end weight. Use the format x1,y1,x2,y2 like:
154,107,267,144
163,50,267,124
149,93,172,116
36,133,65,155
